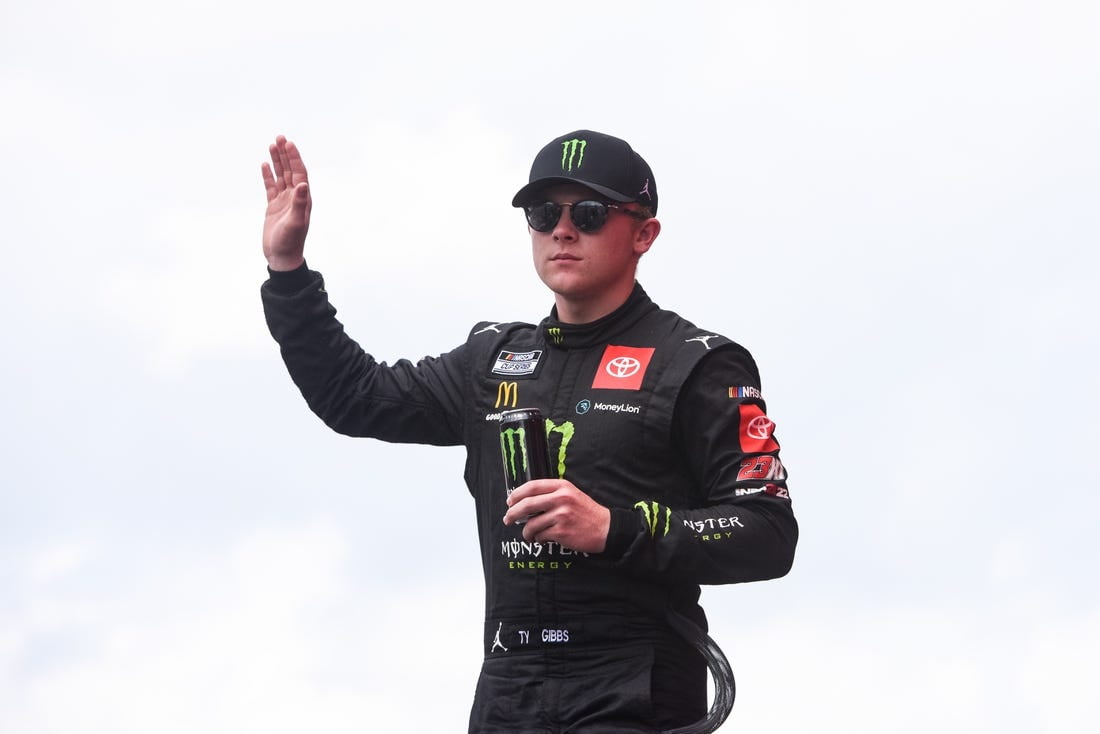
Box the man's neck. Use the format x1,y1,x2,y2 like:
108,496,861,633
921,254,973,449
553,281,638,324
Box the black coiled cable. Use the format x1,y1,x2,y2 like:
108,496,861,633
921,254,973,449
661,610,736,734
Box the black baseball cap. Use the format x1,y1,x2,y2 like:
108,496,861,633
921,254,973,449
511,130,658,214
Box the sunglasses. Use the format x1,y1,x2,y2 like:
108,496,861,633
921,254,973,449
523,200,648,233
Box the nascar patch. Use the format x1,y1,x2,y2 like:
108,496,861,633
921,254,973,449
729,386,763,400
492,349,543,377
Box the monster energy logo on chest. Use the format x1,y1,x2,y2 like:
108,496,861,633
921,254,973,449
561,139,586,171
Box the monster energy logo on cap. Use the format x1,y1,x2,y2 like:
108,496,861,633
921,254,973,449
561,139,586,171
511,129,659,215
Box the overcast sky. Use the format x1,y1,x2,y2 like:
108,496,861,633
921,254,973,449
2,1,1098,731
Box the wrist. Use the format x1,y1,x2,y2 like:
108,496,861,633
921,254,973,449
266,254,306,272
602,507,641,558
264,261,315,294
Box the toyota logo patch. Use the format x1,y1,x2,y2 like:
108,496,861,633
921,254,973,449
605,356,642,378
591,345,655,390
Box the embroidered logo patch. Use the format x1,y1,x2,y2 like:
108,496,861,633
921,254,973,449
738,404,780,453
736,456,787,481
591,345,655,390
492,349,543,377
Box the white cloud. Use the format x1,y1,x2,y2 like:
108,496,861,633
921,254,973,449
712,600,1100,731
26,543,97,586
1,520,482,733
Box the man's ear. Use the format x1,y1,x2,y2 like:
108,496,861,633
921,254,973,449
634,217,661,256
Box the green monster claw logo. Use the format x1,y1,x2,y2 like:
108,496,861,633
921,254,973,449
547,327,563,345
500,426,530,482
546,419,574,478
634,501,672,538
500,420,575,481
561,139,586,172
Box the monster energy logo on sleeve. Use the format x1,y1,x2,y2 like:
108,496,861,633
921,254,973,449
634,500,672,538
561,139,586,171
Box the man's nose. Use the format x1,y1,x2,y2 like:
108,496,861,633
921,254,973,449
552,204,578,241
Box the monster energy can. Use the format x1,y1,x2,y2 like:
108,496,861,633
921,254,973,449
499,408,553,521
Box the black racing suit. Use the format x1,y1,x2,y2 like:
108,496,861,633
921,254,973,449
262,266,798,733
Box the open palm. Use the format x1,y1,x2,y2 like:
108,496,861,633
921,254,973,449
261,135,312,271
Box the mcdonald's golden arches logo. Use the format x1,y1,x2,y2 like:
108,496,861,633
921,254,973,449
496,381,519,408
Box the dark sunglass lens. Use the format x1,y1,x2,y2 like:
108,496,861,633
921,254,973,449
525,202,561,232
572,201,609,232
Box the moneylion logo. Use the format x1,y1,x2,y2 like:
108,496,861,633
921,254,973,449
547,327,563,345
496,381,518,409
634,500,671,538
561,139,586,171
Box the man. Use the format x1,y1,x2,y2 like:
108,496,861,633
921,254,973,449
260,130,797,733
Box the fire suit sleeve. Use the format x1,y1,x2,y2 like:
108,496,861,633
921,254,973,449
604,344,798,585
261,264,467,446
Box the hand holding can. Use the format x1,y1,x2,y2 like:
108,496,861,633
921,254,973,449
499,408,554,522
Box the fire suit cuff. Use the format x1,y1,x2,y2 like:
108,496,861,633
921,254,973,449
264,261,315,294
603,507,643,559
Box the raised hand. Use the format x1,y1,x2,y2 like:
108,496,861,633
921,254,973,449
261,135,312,271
